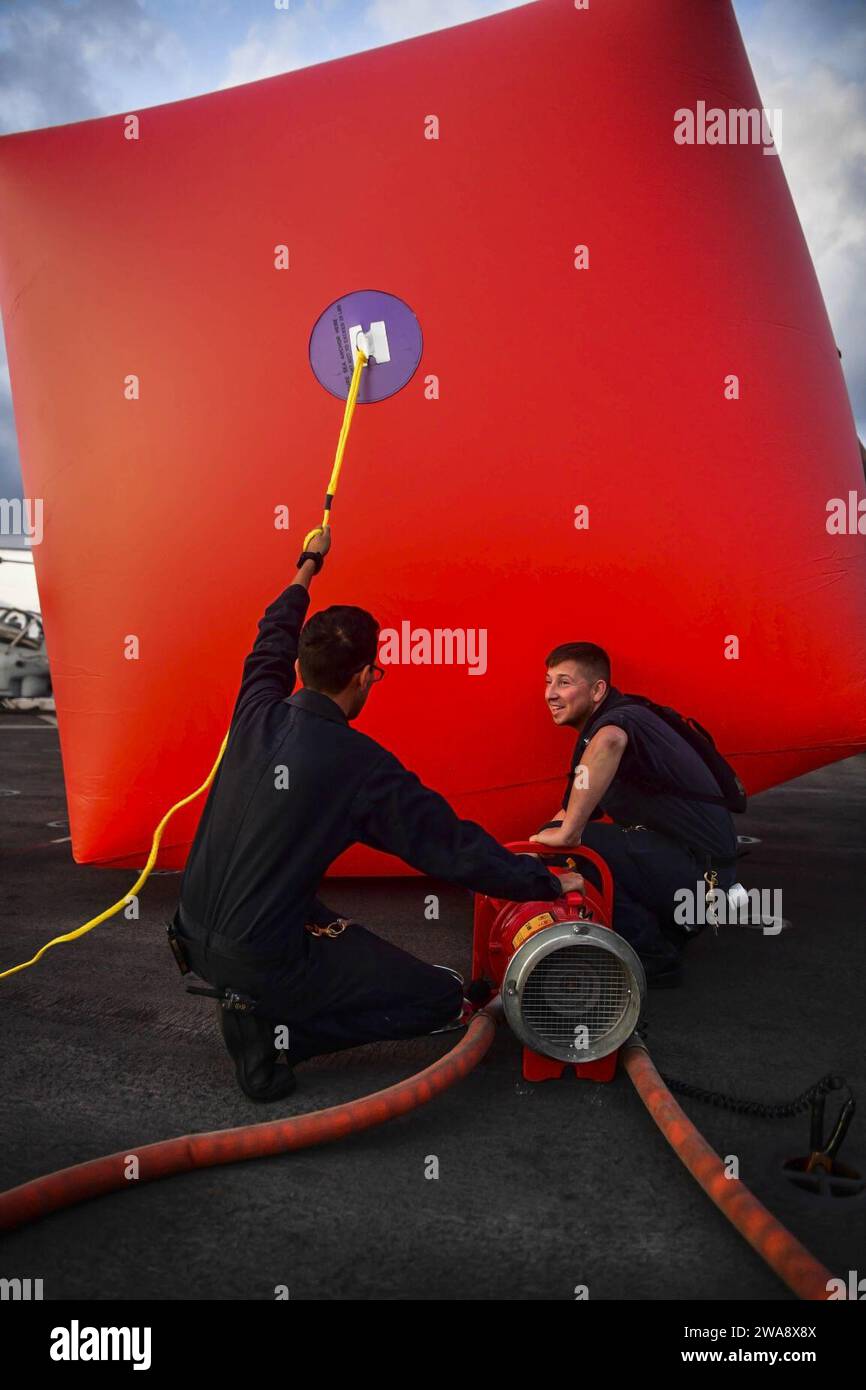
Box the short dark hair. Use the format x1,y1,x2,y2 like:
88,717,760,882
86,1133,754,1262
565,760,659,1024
298,605,379,695
545,641,611,685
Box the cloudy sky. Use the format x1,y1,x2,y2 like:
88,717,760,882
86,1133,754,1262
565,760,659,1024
0,0,864,572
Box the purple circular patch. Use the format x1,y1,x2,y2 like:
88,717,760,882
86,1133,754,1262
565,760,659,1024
309,289,423,403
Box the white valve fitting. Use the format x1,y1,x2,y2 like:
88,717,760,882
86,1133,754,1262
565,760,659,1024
349,320,390,365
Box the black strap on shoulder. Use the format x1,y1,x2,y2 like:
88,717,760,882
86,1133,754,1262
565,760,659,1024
576,688,746,813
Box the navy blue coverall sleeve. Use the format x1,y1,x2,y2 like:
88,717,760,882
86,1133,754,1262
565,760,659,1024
230,582,311,723
353,752,563,902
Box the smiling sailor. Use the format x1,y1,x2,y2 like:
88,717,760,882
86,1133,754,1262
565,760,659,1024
169,529,582,1100
532,642,744,988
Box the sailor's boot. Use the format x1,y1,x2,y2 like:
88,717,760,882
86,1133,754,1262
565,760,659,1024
217,1005,297,1102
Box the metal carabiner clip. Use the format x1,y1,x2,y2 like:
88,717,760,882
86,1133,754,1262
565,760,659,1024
806,1082,856,1174
703,868,721,933
305,918,351,938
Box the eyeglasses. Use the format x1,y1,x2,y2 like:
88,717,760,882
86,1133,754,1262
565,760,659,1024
352,660,385,683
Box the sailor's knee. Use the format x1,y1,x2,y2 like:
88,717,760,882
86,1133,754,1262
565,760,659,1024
424,965,464,1022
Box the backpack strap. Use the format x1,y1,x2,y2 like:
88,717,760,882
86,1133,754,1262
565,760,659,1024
578,691,746,812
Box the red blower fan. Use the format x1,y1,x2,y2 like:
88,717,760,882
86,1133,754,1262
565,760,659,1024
472,843,646,1083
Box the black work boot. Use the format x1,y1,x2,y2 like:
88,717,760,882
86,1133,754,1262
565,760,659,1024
217,1005,297,1102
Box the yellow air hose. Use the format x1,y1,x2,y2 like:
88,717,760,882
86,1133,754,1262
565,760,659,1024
1,346,369,981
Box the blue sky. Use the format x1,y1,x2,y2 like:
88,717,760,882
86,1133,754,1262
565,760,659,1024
0,0,864,544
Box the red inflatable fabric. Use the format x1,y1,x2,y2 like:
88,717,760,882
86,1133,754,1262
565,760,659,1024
0,0,863,873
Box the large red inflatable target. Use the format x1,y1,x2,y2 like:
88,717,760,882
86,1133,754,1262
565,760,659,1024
0,0,863,873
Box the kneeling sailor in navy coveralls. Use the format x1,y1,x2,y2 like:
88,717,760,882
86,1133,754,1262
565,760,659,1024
170,528,582,1100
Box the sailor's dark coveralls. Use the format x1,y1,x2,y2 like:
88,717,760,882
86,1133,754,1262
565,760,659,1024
555,688,738,973
173,581,562,1063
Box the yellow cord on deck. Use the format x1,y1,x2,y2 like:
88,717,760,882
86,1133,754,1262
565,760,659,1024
0,732,229,981
1,346,369,982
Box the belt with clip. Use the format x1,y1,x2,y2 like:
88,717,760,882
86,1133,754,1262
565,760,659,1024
305,918,352,938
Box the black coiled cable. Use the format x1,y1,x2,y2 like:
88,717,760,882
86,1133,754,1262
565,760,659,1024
659,1071,848,1120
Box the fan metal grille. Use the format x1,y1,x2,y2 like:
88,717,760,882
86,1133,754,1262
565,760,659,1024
520,944,631,1051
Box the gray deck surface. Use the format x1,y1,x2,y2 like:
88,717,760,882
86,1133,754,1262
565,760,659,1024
1,709,864,1300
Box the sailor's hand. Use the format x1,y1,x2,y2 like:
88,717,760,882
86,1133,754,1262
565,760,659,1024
295,525,331,588
306,525,331,556
530,826,569,846
558,872,585,896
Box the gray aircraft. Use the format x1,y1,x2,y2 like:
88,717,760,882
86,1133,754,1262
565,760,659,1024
0,604,51,699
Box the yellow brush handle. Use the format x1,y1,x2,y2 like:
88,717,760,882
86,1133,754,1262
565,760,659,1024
303,347,368,548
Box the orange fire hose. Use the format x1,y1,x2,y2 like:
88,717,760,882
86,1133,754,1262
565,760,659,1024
622,1038,834,1301
0,1002,498,1233
0,1007,840,1305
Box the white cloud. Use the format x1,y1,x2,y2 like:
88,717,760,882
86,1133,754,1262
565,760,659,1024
363,0,526,44
220,0,358,89
740,0,866,435
221,14,310,87
219,0,526,90
0,0,190,133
